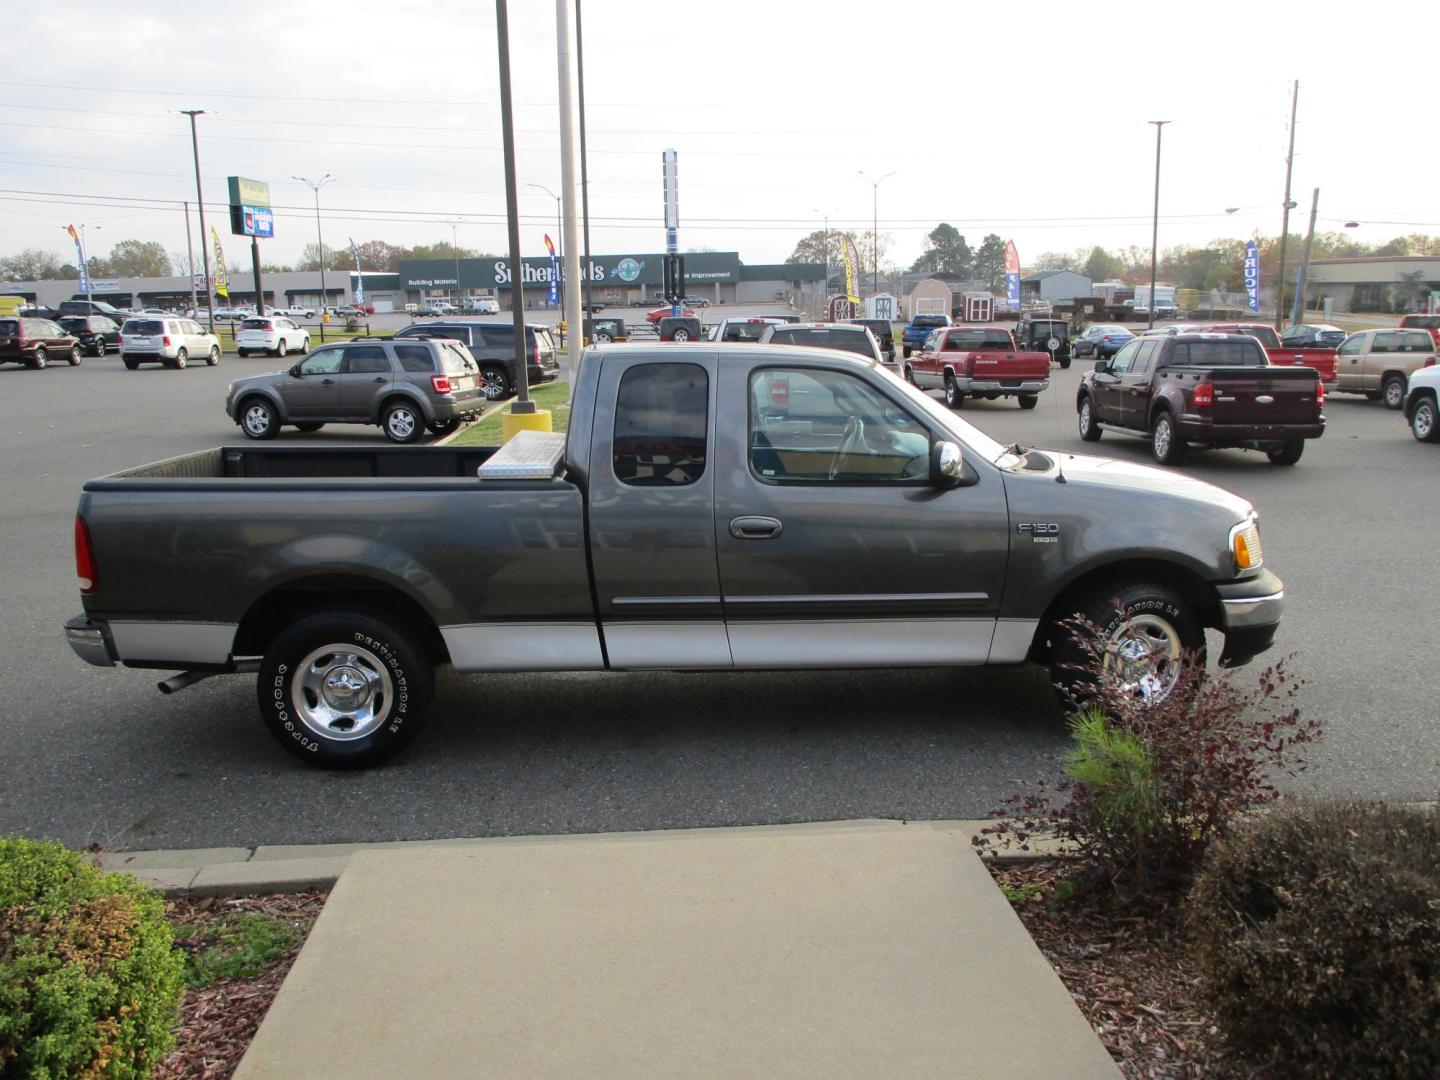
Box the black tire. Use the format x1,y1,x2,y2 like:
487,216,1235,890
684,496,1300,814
382,400,425,443
32,347,46,370
1382,374,1406,410
237,348,250,358
1410,396,1440,442
1363,390,1383,402
1077,395,1102,441
68,346,81,366
1047,581,1205,703
207,346,220,367
427,418,462,437
123,357,139,371
173,348,188,370
1018,394,1038,410
1151,409,1185,466
239,396,280,440
276,339,288,358
256,610,433,769
944,372,964,408
902,346,912,359
294,422,325,432
89,340,105,357
1059,357,1071,370
671,328,692,342
903,364,916,386
479,364,512,401
298,337,309,354
1266,439,1304,466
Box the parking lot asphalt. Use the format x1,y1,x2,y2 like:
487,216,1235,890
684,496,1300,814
0,339,1435,851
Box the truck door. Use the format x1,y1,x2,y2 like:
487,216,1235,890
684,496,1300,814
278,346,344,417
1092,338,1140,425
1336,333,1367,391
714,359,1011,668
1118,339,1158,429
586,353,732,669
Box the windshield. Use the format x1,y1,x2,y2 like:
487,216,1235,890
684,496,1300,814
722,322,773,342
872,363,1016,466
1171,340,1267,366
945,329,1013,349
240,319,274,331
122,319,163,334
913,315,947,328
767,327,875,357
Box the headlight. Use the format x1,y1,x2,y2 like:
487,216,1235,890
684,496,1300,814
1229,516,1263,572
227,383,236,396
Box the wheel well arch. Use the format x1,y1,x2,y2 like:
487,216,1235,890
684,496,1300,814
234,388,284,421
232,574,450,664
1148,397,1174,424
1026,557,1221,663
376,391,428,423
1382,369,1408,386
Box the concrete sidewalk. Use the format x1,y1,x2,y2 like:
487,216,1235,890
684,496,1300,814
229,821,1118,1079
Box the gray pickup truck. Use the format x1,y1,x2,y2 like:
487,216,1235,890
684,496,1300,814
66,344,1285,768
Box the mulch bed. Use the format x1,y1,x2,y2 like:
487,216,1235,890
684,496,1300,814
988,860,1255,1080
154,892,327,1080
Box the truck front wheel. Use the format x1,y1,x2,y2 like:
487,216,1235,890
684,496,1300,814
1048,582,1205,705
257,610,434,769
1077,396,1102,441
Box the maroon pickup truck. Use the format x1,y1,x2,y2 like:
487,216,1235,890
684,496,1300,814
1076,332,1325,466
904,325,1051,409
1196,322,1338,386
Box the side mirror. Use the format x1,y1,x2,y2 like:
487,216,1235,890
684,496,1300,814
288,364,302,377
1094,359,1111,374
931,440,963,484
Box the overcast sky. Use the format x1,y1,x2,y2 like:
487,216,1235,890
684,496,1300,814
2,0,1434,274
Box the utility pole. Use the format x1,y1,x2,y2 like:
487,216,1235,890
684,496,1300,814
1147,120,1170,331
445,217,465,306
575,0,593,322
555,0,583,376
1291,187,1320,327
815,208,836,302
180,110,214,332
1275,80,1299,329
497,0,534,418
293,175,336,338
183,201,197,315
250,236,265,316
859,171,895,296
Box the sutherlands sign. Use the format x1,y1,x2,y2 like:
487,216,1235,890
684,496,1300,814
398,252,742,290
227,176,273,239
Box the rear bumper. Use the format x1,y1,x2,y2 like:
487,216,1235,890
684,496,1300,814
66,615,116,667
957,377,1050,394
1176,419,1325,443
1215,569,1284,666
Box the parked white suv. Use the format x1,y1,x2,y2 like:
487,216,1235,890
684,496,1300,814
1404,364,1440,443
119,317,220,369
235,316,310,358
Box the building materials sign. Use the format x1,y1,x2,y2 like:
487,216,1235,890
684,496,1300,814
227,176,274,238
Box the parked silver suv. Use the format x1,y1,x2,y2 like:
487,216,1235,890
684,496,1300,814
224,337,484,442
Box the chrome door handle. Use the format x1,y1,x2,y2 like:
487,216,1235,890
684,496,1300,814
730,516,783,540
373,377,386,383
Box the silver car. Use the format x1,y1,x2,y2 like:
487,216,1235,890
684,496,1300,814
225,337,485,442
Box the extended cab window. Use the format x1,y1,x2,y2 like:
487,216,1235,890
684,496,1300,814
1171,340,1266,366
299,349,345,375
613,363,708,487
749,368,928,484
1399,331,1434,352
767,327,874,357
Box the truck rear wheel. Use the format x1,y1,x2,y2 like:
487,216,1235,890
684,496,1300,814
1048,582,1205,705
257,610,434,769
1018,394,1038,409
1383,374,1406,410
1151,410,1185,465
1266,439,1304,465
944,373,965,408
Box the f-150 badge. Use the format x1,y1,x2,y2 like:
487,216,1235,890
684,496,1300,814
1017,522,1060,543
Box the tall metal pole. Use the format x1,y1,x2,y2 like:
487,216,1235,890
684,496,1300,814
1275,80,1299,329
1147,120,1170,331
452,221,461,304
250,237,265,316
555,0,583,378
294,175,335,335
858,172,895,297
181,110,214,332
497,0,533,412
575,0,593,320
183,201,197,314
1291,187,1320,326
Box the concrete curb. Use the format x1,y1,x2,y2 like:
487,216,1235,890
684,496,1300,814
97,818,1066,896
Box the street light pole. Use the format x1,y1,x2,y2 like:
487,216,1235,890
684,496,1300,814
858,171,895,296
527,183,564,316
1275,80,1299,329
293,174,336,333
180,109,214,332
183,202,197,314
1147,120,1170,332
445,217,465,305
814,207,837,315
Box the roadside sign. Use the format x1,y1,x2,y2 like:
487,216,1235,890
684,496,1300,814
228,176,274,238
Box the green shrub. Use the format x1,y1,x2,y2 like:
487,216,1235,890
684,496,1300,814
179,911,305,988
1189,802,1440,1077
0,838,185,1079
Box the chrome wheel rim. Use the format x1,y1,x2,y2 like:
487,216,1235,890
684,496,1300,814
243,404,271,436
1079,401,1092,435
1416,402,1435,439
292,643,393,741
1386,380,1403,407
1103,613,1184,701
387,408,417,440
1154,417,1171,457
482,375,505,400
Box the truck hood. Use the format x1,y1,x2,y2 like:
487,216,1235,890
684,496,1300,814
1020,449,1253,519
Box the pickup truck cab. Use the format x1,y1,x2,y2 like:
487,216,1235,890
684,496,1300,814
1194,322,1338,386
710,317,787,343
1333,328,1439,409
1077,333,1325,466
67,344,1285,768
906,325,1051,409
901,314,950,358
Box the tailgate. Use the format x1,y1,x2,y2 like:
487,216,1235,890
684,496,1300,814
1267,347,1337,382
967,350,1050,378
1211,368,1320,423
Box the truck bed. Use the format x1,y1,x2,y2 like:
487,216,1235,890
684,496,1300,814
96,445,509,484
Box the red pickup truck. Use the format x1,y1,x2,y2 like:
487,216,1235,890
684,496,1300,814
1195,322,1337,386
903,325,1051,409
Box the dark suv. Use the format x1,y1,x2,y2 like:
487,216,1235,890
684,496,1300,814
393,321,559,400
846,318,895,361
59,315,122,356
0,317,83,368
224,337,485,443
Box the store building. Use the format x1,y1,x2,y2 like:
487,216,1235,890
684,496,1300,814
0,270,367,313
1303,255,1440,314
1020,270,1093,303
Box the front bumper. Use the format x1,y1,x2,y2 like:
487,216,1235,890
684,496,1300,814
956,377,1050,394
66,615,116,667
1215,569,1284,666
